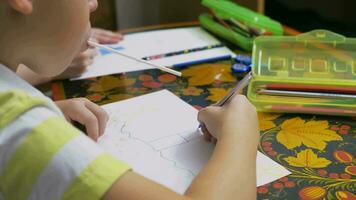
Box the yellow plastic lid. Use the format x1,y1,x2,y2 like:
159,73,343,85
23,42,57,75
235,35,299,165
252,30,356,87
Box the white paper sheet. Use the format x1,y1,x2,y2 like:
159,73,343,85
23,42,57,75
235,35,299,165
98,90,291,194
72,27,235,80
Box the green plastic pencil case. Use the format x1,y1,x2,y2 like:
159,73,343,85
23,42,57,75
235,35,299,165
247,30,356,116
199,0,283,51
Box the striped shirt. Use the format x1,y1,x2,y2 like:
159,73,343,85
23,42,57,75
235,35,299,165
0,64,130,200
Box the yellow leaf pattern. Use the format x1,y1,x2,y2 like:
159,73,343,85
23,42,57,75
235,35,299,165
88,76,136,92
182,64,236,86
258,112,281,131
206,88,232,102
277,117,342,150
100,94,133,105
284,149,331,168
182,87,204,96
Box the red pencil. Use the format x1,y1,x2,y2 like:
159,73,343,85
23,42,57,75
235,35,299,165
257,84,356,94
265,105,356,116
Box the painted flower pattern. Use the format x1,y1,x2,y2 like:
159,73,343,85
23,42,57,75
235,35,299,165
182,87,204,96
276,117,342,150
182,64,236,86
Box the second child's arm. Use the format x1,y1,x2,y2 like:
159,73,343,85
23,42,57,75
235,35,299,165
104,95,259,200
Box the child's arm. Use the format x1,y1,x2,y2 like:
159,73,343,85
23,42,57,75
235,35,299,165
104,95,259,200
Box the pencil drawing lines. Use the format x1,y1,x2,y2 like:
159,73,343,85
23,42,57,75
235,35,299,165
120,120,196,177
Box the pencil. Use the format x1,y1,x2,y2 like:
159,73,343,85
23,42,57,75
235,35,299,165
199,72,252,131
208,9,232,30
257,84,356,94
87,40,182,77
217,71,253,106
265,105,356,116
257,89,356,99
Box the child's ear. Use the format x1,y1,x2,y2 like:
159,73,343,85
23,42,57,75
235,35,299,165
9,0,33,15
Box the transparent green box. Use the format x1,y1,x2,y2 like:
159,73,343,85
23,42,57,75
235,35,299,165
247,30,356,116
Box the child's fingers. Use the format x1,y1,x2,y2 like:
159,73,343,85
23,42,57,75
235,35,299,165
74,106,100,141
95,29,123,40
201,124,213,142
71,48,97,67
81,48,98,60
83,99,109,137
197,106,220,124
97,34,123,44
91,28,123,44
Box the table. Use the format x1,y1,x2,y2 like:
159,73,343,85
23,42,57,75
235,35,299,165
52,23,356,200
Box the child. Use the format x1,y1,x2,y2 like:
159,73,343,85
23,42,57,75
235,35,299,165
16,28,124,86
0,1,260,200
15,27,123,140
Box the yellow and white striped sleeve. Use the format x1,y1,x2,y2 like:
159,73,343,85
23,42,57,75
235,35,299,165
0,90,130,200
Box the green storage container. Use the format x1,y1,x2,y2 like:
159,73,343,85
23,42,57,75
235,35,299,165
247,30,356,116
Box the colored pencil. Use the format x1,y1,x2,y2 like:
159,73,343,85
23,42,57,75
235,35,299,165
257,89,356,99
265,105,356,116
257,84,356,94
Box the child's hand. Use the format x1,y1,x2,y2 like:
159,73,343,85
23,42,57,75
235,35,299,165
54,47,98,80
55,98,109,141
198,95,259,146
54,28,123,80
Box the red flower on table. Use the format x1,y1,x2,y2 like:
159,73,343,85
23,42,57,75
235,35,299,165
272,182,283,189
333,150,353,163
340,173,351,179
257,186,269,194
329,173,339,179
330,124,351,135
299,186,326,200
142,81,162,88
284,181,295,188
262,143,277,157
317,169,328,176
139,74,153,82
345,166,356,176
158,74,177,83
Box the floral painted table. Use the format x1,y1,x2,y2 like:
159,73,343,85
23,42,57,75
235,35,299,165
52,60,355,200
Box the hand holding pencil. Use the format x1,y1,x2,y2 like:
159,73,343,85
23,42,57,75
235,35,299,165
198,72,254,143
198,94,259,146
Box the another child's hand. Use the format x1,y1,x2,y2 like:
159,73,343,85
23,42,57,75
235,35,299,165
55,98,109,141
198,95,259,146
